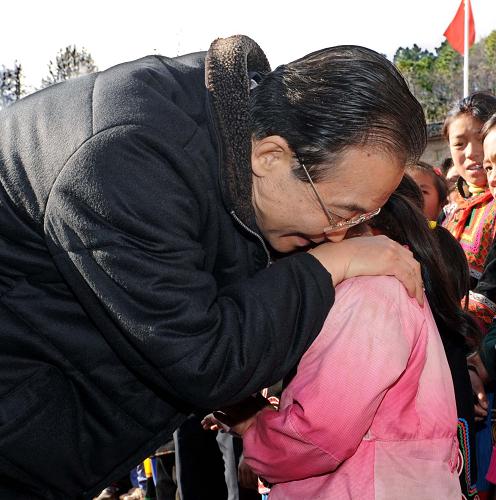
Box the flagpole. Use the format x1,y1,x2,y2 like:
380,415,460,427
463,0,469,97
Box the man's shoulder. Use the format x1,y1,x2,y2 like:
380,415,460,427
94,54,205,104
91,55,207,137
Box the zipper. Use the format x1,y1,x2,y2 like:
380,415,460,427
230,210,272,268
206,90,272,269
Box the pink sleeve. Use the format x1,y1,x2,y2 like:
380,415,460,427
242,277,419,483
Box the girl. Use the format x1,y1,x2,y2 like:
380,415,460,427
442,93,496,497
442,92,496,330
406,160,448,221
227,184,479,499
473,113,496,489
433,224,480,499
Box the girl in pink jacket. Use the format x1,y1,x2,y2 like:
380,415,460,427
234,186,479,499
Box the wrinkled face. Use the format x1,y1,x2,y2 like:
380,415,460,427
483,128,496,199
252,145,404,253
448,114,486,187
408,170,443,221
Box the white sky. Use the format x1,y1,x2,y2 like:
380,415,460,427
2,0,495,89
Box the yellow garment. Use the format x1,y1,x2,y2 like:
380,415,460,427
143,457,153,478
466,181,486,195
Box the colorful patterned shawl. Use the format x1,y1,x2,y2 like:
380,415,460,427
443,190,496,281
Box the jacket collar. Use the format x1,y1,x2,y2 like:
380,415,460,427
205,35,271,233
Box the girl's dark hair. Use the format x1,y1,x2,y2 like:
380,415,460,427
250,45,427,182
369,178,480,352
441,157,454,176
406,161,448,207
433,226,471,305
442,92,496,139
482,112,496,140
397,173,424,210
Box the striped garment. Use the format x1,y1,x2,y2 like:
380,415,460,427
443,189,496,331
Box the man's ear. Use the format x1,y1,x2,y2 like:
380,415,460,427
251,135,294,177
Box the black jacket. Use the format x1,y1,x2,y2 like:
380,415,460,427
0,36,334,498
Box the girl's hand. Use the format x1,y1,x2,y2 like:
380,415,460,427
468,368,489,421
467,352,490,385
467,353,490,422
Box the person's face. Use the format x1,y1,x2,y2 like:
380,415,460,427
408,170,443,221
448,114,486,187
251,137,403,253
483,128,496,199
446,165,460,203
446,165,460,186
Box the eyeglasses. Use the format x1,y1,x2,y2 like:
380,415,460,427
296,156,381,234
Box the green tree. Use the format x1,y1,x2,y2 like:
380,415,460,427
394,45,438,121
430,41,462,120
473,31,496,94
394,44,435,91
42,45,97,88
394,32,496,123
0,62,23,108
484,31,496,68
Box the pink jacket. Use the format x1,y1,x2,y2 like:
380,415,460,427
243,276,461,499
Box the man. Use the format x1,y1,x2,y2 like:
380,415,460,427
0,35,425,498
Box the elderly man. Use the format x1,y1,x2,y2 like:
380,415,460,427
0,35,425,498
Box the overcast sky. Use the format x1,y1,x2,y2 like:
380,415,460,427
2,0,495,88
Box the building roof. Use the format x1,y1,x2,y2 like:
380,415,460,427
427,122,443,140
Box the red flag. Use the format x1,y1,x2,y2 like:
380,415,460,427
444,0,476,55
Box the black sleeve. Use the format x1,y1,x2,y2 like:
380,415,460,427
481,319,496,382
44,125,334,409
475,239,496,304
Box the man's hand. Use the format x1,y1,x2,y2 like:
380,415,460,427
200,412,256,437
201,413,227,432
308,235,424,305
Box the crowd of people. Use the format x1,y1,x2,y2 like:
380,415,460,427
2,34,496,499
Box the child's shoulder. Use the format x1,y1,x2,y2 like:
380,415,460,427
336,275,407,303
335,275,426,321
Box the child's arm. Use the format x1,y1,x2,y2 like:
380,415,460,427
242,279,414,484
480,319,496,381
472,238,496,333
